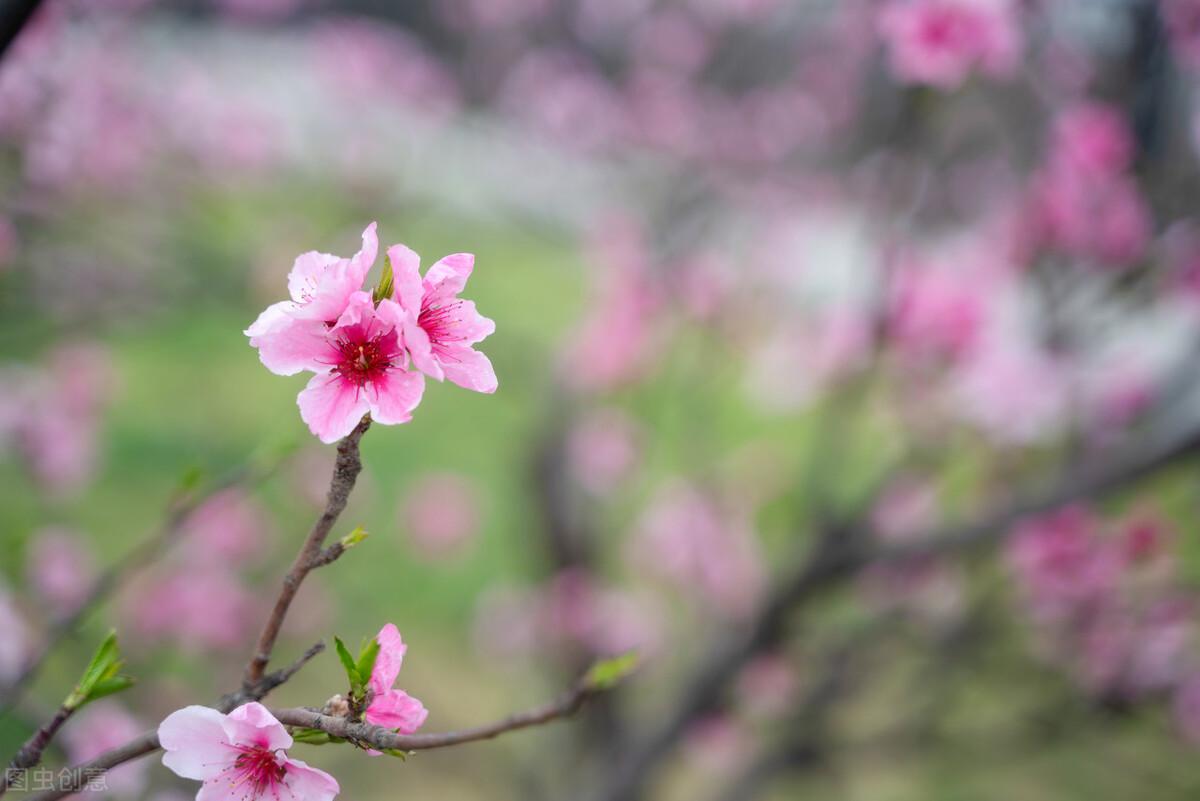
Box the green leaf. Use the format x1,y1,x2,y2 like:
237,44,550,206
373,254,395,305
83,676,135,704
356,638,380,685
339,526,369,550
291,728,334,745
583,651,639,692
333,636,363,694
379,749,412,760
65,631,133,710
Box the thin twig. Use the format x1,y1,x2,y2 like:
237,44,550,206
243,417,370,689
0,704,72,796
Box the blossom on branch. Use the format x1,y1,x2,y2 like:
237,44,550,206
364,623,428,734
158,702,339,801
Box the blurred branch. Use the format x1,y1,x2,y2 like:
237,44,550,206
0,465,259,714
242,416,371,690
0,0,40,60
589,415,1200,801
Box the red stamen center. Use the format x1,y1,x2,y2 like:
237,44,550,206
215,745,288,801
419,300,463,345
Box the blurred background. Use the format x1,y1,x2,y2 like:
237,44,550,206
5,0,1200,799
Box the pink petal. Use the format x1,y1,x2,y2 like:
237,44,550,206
287,251,342,305
250,316,340,377
422,253,474,297
403,318,442,381
448,299,496,345
328,291,376,333
297,373,371,444
245,300,296,338
369,623,406,693
365,368,425,426
438,346,498,394
387,244,424,313
365,689,428,734
158,706,234,781
221,703,292,751
347,222,379,286
280,757,340,801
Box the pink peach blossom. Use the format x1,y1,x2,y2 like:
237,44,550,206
389,245,498,394
257,289,425,444
566,408,642,496
365,624,428,734
1164,0,1200,72
158,702,339,801
246,223,379,375
124,568,258,652
878,0,1021,89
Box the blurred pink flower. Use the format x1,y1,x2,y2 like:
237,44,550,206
0,584,29,682
878,0,1021,89
566,408,642,496
365,623,428,734
63,702,148,798
158,703,339,801
540,570,661,657
26,527,95,617
125,568,258,652
180,489,274,566
1164,0,1200,72
683,716,752,775
947,341,1067,444
389,245,498,394
1050,103,1134,177
401,473,481,559
9,343,113,496
565,217,662,391
871,478,939,542
889,258,987,362
631,482,765,618
1008,506,1121,623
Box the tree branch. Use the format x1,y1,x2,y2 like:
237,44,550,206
272,681,598,752
0,704,73,796
588,417,1200,801
0,467,257,713
242,417,370,689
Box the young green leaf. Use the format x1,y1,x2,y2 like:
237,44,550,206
373,254,395,305
356,638,381,686
64,631,133,710
583,651,640,692
333,636,363,694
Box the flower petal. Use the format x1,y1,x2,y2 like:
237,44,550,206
365,368,425,426
287,251,342,305
364,689,428,734
281,757,340,801
422,253,474,297
437,346,498,394
250,316,340,377
221,703,292,751
387,244,424,313
158,706,233,781
297,373,371,444
347,222,379,286
403,317,442,381
245,300,296,338
447,299,496,345
369,623,407,693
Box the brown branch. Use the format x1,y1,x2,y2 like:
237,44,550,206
243,417,370,689
0,467,256,713
0,0,42,61
589,417,1200,801
0,704,73,796
271,681,597,752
